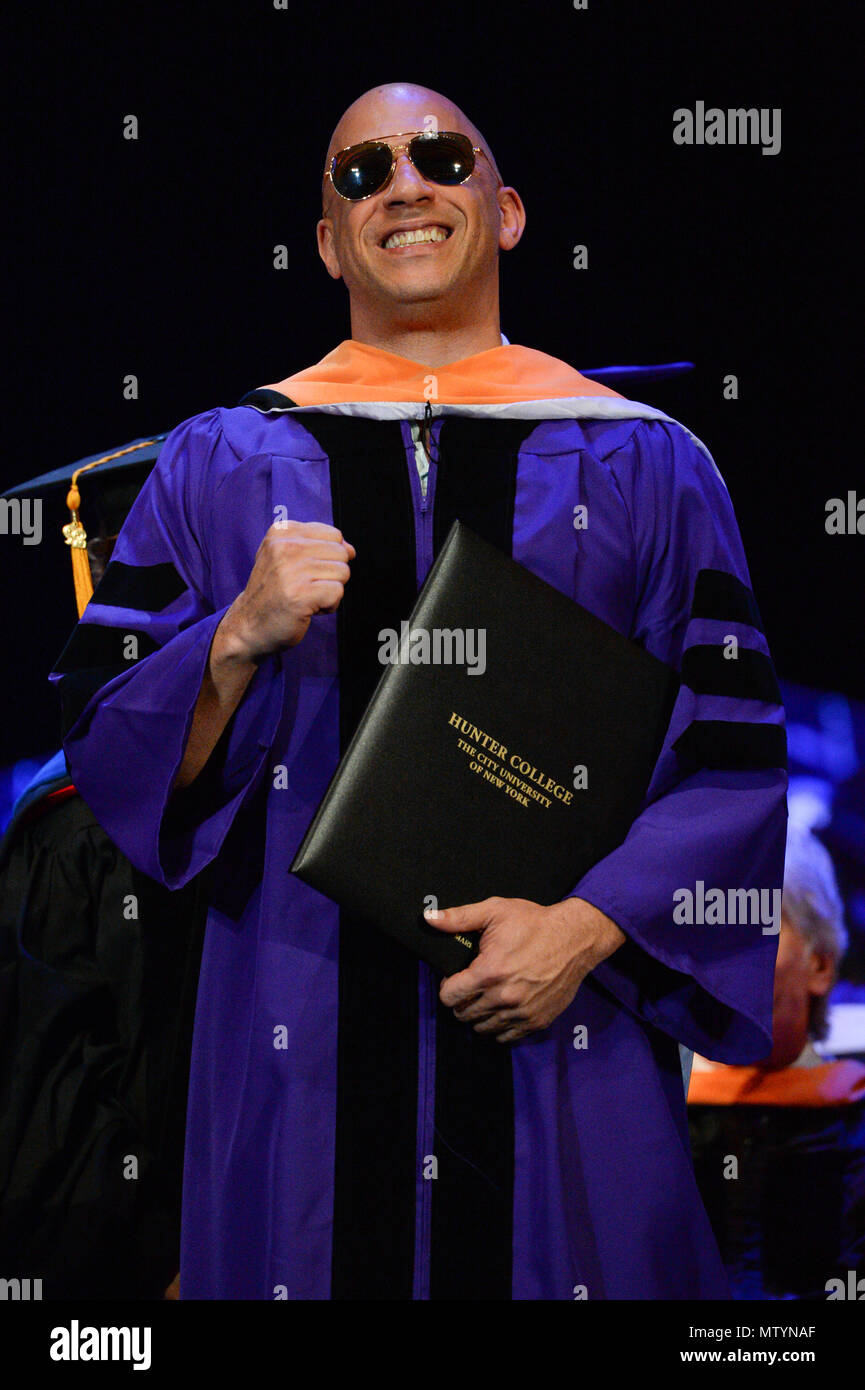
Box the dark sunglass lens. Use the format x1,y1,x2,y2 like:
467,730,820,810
332,143,393,199
411,133,475,185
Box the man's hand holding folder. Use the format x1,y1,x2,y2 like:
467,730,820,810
427,895,626,1042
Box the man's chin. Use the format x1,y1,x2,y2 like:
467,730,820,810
372,273,460,308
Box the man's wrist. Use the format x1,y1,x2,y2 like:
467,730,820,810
212,604,260,671
556,895,627,964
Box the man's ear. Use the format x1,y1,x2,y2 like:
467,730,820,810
808,947,836,998
496,186,526,253
316,217,343,280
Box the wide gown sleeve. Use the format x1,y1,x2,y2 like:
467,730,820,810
571,420,788,1063
49,409,285,889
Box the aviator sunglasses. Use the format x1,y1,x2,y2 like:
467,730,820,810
324,129,495,201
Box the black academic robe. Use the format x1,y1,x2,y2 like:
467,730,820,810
0,772,207,1298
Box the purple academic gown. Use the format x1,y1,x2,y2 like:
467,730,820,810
51,389,787,1300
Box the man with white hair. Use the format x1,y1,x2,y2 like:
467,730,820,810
689,823,865,1299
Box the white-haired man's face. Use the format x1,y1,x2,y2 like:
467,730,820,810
765,916,835,1068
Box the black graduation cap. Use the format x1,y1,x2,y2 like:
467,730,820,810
2,434,168,617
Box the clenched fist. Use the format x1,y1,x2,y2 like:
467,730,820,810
173,519,355,790
218,520,356,663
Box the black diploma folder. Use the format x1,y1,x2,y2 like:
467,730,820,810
290,521,679,975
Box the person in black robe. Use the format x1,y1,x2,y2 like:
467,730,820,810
0,438,207,1298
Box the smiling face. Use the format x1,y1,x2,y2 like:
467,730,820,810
317,84,525,339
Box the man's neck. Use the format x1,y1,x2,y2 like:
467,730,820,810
347,318,504,369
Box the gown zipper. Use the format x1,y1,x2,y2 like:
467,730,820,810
406,406,438,1299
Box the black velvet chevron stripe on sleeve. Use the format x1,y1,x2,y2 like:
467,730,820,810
681,645,782,704
91,560,189,613
690,568,766,632
673,720,788,772
53,622,161,737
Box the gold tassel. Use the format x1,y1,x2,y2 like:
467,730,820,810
63,482,94,618
59,439,159,618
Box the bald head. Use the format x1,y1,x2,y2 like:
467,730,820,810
323,81,502,206
315,80,525,361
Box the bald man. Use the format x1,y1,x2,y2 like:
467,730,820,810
52,83,787,1300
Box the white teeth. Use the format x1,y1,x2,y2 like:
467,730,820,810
383,226,450,249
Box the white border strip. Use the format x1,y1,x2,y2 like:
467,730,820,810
245,395,723,483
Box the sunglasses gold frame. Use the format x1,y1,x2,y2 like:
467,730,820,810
324,129,496,201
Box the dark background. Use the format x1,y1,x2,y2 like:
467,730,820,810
2,0,861,771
